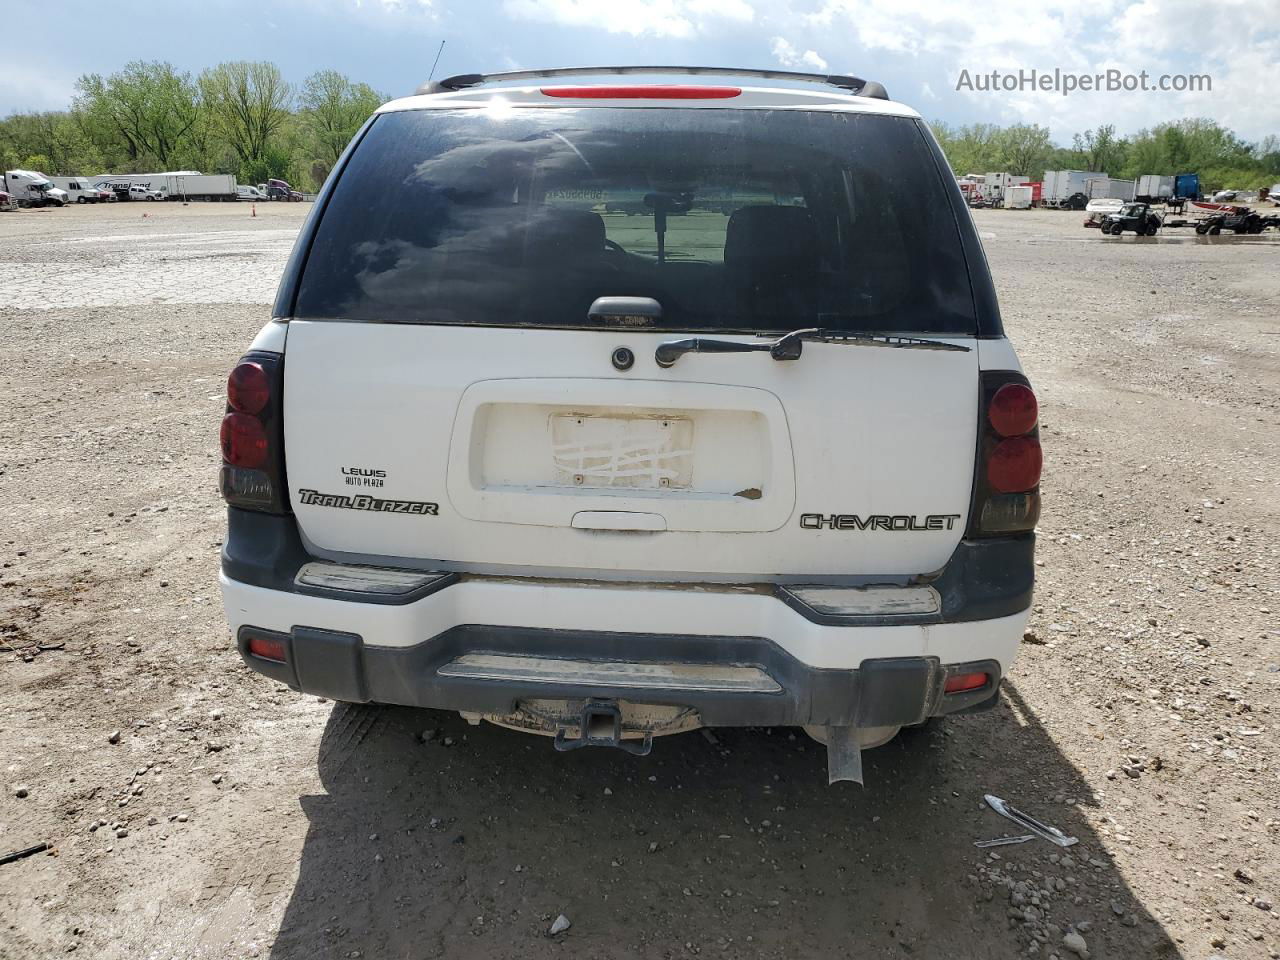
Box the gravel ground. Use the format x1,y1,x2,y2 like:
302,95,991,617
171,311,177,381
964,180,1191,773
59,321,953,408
1,202,1277,960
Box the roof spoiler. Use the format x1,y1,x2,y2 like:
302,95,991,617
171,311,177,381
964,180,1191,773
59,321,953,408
416,66,890,101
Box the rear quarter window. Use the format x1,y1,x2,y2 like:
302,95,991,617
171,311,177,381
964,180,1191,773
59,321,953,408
293,107,978,335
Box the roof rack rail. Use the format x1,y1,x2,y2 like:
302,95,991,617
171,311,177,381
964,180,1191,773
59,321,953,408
416,66,890,101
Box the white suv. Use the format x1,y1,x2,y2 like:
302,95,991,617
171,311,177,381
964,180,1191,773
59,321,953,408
218,67,1041,784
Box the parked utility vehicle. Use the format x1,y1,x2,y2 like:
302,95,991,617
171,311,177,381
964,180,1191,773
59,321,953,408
1101,202,1161,235
218,67,1041,784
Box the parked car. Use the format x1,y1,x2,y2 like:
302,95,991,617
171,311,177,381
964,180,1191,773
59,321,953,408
1083,197,1123,227
218,66,1040,785
129,184,164,201
1100,202,1162,235
1060,192,1088,211
237,185,267,202
75,185,114,204
0,190,16,212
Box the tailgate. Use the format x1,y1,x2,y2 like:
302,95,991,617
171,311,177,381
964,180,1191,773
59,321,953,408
282,321,978,577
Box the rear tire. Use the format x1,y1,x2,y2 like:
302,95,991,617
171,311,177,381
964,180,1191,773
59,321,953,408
1145,222,1158,236
1209,225,1221,235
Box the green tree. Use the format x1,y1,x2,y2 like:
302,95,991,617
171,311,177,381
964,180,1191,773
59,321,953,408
930,121,1004,175
996,124,1054,177
299,70,384,173
74,61,201,169
199,61,293,177
1070,124,1126,174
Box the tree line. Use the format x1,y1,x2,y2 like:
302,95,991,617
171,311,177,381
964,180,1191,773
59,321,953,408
931,119,1280,192
0,61,385,190
3,60,1278,194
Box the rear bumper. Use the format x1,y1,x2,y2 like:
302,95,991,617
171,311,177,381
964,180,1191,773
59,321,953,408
234,620,1006,727
220,509,1032,727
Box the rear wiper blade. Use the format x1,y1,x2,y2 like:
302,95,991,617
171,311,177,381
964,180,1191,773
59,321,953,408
654,328,970,368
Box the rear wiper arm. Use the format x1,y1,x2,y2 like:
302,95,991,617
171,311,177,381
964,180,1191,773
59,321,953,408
654,328,970,368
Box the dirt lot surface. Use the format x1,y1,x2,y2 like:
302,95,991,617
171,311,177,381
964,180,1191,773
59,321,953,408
1,203,1278,960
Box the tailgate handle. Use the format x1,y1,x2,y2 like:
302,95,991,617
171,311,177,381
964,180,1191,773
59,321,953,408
571,511,667,532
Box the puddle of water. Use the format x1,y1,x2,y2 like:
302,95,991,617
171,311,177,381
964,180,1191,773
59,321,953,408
1027,233,1280,245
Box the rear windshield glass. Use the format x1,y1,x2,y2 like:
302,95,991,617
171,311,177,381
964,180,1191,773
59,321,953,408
294,107,976,334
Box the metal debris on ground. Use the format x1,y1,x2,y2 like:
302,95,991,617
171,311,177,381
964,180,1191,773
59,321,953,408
984,794,1079,847
1,842,51,866
973,834,1036,848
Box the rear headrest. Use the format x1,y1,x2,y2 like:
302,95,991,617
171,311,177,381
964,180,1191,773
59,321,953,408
525,208,606,261
724,206,818,270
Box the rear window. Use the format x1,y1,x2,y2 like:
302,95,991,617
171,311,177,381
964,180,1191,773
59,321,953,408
294,107,976,334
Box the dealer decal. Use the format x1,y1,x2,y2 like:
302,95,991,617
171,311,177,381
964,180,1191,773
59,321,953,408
298,489,438,516
800,513,961,531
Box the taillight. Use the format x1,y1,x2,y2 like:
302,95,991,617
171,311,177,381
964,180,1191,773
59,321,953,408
219,350,289,514
227,362,270,415
988,383,1038,437
220,413,268,468
987,436,1043,493
968,371,1041,536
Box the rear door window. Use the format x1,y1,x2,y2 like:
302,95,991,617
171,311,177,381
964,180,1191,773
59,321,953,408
294,107,977,335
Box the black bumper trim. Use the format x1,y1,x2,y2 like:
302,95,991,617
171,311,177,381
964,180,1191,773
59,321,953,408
222,508,1033,625
236,623,1002,728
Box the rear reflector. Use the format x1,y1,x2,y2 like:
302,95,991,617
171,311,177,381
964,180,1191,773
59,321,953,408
944,671,989,694
246,633,287,663
541,85,742,99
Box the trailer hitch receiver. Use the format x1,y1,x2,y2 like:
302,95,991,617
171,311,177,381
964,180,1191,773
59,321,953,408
553,700,653,756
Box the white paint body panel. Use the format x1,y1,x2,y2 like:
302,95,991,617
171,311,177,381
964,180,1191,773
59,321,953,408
282,321,981,577
220,572,1027,673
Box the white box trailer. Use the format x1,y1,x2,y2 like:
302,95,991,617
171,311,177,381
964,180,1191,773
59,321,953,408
1086,177,1135,201
1043,170,1096,204
1003,185,1033,209
91,172,238,201
983,172,1029,201
159,174,238,201
1136,174,1175,201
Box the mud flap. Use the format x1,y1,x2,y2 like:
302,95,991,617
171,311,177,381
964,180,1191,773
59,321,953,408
824,725,865,786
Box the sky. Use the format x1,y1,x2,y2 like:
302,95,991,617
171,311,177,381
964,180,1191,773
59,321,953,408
5,0,1279,144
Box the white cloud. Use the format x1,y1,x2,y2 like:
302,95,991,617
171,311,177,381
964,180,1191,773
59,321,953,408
504,0,753,38
770,36,828,71
782,0,1280,141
